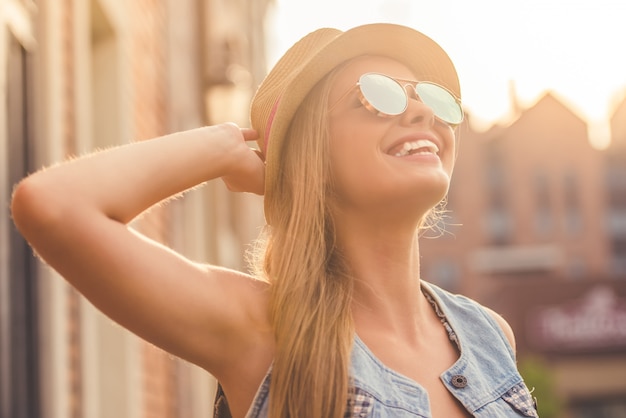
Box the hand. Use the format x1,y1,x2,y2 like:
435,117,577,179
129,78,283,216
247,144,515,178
220,124,265,195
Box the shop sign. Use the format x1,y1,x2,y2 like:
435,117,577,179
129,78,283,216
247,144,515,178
528,286,626,352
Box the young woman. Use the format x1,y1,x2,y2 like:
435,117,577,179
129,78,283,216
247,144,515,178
12,23,538,418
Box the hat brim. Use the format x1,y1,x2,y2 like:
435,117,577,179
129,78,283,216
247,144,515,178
251,23,460,220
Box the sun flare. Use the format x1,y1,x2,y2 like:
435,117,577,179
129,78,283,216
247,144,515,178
268,0,626,149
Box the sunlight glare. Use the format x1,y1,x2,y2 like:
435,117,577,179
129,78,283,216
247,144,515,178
267,0,626,148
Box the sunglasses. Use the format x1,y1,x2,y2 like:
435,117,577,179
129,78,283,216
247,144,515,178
330,72,464,126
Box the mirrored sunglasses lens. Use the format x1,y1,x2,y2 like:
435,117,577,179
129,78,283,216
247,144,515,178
415,83,463,124
359,74,407,115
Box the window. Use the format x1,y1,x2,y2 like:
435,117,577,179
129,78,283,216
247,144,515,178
606,163,626,203
533,170,553,237
563,170,583,236
485,208,513,245
0,34,39,418
607,210,626,239
611,240,626,277
485,150,512,245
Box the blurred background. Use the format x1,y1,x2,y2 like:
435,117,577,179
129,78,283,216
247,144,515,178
0,0,624,417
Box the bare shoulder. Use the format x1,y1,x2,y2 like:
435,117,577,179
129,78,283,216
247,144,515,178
483,306,516,354
200,263,271,329
202,263,270,298
193,263,273,353
199,265,274,410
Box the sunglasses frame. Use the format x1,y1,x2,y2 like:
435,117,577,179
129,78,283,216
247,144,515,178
330,72,464,126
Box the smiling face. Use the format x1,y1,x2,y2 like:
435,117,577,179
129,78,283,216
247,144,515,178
327,56,458,224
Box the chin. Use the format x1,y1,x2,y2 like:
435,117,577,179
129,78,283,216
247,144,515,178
410,180,450,211
377,181,449,221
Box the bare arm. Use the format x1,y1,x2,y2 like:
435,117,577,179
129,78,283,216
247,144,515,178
11,123,271,376
485,307,517,355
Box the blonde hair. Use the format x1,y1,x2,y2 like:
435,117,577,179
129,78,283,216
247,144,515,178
250,67,353,418
250,61,453,417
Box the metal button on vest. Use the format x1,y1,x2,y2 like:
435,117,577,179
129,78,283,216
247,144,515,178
451,374,468,388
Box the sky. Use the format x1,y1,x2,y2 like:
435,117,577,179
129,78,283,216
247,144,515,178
266,0,626,148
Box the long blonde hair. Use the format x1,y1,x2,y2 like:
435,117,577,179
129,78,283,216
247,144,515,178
251,61,451,416
251,67,354,417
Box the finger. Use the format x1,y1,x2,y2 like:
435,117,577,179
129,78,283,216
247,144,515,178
253,149,266,163
240,128,259,141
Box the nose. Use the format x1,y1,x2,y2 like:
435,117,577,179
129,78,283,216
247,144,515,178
399,84,436,126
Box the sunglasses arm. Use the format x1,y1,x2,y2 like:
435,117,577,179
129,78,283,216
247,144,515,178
328,83,359,114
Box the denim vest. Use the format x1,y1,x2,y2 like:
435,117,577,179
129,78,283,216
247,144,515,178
217,282,538,417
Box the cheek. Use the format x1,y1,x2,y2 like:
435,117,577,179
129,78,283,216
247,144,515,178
329,138,364,191
328,125,377,196
438,126,458,173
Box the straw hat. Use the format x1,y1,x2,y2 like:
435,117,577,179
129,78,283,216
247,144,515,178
250,23,460,220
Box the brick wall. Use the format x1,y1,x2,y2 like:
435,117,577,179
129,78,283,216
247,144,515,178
129,1,180,417
55,0,182,416
37,0,272,415
59,0,84,417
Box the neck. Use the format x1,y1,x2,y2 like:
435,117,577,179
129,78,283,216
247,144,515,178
334,211,429,338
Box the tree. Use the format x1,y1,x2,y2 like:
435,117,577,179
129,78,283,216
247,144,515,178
519,356,564,418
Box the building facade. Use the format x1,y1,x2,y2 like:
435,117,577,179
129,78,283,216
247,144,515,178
606,96,626,277
0,0,271,417
421,92,626,417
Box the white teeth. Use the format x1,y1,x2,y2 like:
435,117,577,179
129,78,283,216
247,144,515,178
394,139,439,157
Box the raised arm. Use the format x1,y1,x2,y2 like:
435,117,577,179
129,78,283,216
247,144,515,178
11,123,271,376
